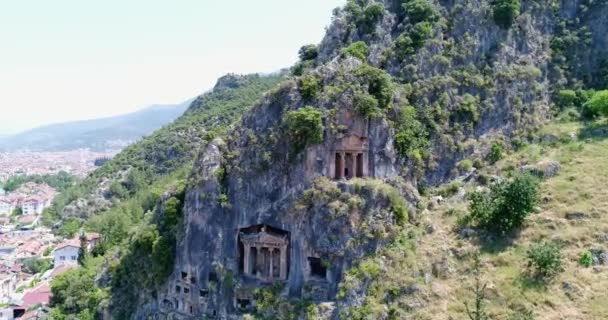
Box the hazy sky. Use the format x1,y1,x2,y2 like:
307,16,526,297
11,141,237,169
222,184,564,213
0,0,345,134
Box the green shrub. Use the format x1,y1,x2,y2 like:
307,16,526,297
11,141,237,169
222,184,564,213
526,242,564,279
467,173,540,235
492,0,521,29
108,181,129,199
344,41,370,61
355,64,393,108
22,257,52,275
354,91,380,118
409,21,434,48
578,250,593,267
584,90,608,116
402,0,439,24
458,159,474,172
346,1,385,33
360,3,385,32
487,142,503,164
556,90,577,109
298,44,318,61
454,94,480,123
284,107,325,155
394,106,429,158
395,34,415,58
299,75,321,99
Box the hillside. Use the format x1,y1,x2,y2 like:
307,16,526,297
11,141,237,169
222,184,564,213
0,102,190,152
46,0,608,320
43,73,285,224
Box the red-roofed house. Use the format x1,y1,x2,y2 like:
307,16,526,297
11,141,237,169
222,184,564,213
21,283,51,309
85,232,101,251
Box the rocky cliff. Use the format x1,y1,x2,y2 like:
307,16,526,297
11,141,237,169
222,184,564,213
133,0,608,319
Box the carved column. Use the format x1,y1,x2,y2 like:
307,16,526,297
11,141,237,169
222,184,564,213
269,248,274,279
340,152,346,179
255,245,262,279
352,153,357,179
243,244,251,276
279,247,287,280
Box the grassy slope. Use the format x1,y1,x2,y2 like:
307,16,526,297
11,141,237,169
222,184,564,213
432,120,608,319
347,119,608,320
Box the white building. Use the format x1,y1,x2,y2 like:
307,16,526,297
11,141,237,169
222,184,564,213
0,272,17,305
21,198,45,215
0,307,13,320
0,199,14,216
53,241,80,266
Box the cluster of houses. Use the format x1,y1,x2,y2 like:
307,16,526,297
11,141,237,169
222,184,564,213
0,179,106,319
0,184,56,228
0,227,101,320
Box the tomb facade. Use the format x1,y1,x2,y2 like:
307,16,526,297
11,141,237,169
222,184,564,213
330,135,369,179
239,225,289,282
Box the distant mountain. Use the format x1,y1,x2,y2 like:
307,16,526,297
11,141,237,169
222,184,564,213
0,101,191,152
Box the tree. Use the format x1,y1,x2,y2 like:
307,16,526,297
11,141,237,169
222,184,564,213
394,106,429,158
403,0,439,23
299,75,321,100
556,90,577,109
78,233,87,266
284,107,325,155
487,142,503,164
354,91,380,118
468,173,540,235
584,90,608,116
492,0,521,29
298,44,318,61
344,41,369,61
465,255,489,320
526,242,563,280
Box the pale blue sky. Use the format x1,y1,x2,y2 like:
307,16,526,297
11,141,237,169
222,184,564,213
0,0,344,134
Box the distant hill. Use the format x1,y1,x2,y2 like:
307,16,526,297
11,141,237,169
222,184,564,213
0,102,191,152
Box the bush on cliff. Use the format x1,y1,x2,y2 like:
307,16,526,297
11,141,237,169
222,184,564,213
492,0,520,29
284,106,324,155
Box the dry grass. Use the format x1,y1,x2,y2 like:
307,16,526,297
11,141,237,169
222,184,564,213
407,120,608,319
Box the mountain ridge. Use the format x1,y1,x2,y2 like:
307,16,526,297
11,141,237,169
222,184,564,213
0,101,192,152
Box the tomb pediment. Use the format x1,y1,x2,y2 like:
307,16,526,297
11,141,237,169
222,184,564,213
240,228,288,248
335,135,368,152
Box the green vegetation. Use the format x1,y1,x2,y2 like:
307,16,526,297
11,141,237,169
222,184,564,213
578,250,593,268
284,106,324,156
526,242,563,280
394,106,429,160
487,142,504,164
299,75,321,100
50,257,108,319
492,0,521,29
402,0,439,24
298,44,318,61
1,171,76,192
394,0,438,58
345,0,385,33
466,173,540,235
464,256,489,320
353,91,380,117
355,64,393,109
343,41,369,61
22,257,52,275
584,90,608,116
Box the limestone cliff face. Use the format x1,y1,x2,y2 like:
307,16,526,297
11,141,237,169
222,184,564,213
133,0,608,319
135,66,419,318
